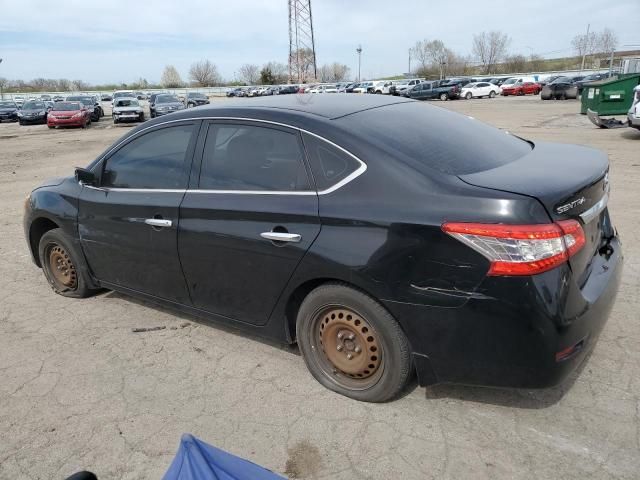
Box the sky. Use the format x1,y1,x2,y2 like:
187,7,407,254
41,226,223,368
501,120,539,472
0,0,638,84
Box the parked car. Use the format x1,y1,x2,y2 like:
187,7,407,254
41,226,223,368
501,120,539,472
53,95,64,102
575,73,612,94
112,90,136,107
226,88,245,97
627,85,640,130
40,94,52,101
66,95,103,122
460,82,500,99
112,98,145,123
46,101,91,129
499,76,537,93
390,79,422,96
0,100,19,122
538,75,564,87
24,95,622,403
148,92,170,106
353,82,373,93
406,81,461,101
345,83,359,93
501,81,542,96
309,84,338,93
279,85,299,95
17,100,48,125
136,92,147,100
13,95,25,107
101,94,113,101
185,92,210,108
150,94,185,117
370,81,388,94
541,78,578,100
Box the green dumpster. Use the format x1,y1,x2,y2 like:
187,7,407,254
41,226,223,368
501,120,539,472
580,73,640,115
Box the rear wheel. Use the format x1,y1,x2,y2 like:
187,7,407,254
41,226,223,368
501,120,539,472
297,283,411,402
439,92,448,101
489,91,496,98
38,229,97,298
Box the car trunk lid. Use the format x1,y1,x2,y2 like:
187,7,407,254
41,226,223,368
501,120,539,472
458,141,612,283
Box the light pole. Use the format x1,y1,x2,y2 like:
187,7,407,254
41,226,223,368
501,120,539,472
356,45,362,82
0,58,3,99
408,48,412,74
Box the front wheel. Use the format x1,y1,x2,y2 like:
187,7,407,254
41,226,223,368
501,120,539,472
297,283,412,402
439,92,448,101
465,92,472,100
38,229,97,298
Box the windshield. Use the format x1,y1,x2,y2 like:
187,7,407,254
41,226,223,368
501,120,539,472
67,97,94,106
52,102,82,111
502,79,516,86
114,92,133,98
157,95,179,103
551,77,572,84
0,101,16,108
341,102,531,176
23,101,45,110
116,99,139,107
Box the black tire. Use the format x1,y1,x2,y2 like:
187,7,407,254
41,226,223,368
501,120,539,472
19,120,24,126
559,92,566,100
296,283,411,402
439,92,448,101
113,118,119,124
465,92,472,100
139,113,145,122
38,229,97,298
489,91,496,98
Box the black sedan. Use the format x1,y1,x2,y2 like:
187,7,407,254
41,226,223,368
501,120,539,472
17,100,49,125
541,78,579,100
185,92,210,108
150,94,185,117
0,100,19,122
23,95,622,402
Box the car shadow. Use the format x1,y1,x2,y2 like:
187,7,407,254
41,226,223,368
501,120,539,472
97,290,301,356
620,129,640,140
421,351,592,409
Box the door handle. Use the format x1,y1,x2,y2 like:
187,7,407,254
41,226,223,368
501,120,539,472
260,231,301,243
144,218,172,228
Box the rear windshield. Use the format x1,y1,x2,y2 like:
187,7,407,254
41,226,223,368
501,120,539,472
342,102,532,175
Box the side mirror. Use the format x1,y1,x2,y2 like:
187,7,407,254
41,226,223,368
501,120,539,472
75,168,96,186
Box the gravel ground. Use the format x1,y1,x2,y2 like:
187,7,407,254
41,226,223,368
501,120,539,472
0,95,639,480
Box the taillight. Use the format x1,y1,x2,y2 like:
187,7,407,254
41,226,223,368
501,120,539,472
441,220,586,276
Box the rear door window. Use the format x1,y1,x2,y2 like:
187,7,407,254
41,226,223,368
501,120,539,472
198,123,311,191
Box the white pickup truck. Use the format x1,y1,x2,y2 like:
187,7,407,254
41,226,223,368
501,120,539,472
390,79,423,96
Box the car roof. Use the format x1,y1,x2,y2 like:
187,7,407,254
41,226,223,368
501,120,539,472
168,94,413,120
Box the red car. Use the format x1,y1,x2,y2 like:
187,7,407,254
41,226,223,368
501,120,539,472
502,82,541,96
47,102,91,129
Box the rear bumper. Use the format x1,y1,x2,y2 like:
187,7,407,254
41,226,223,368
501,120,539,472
384,237,623,389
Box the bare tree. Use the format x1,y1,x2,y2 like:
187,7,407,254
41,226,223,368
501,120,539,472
161,65,184,88
318,62,350,82
446,52,473,76
56,79,72,91
572,31,598,63
597,28,618,55
528,54,545,72
289,48,316,83
238,63,260,85
0,77,7,99
189,59,220,86
503,54,528,73
472,31,510,74
262,61,288,84
71,79,89,91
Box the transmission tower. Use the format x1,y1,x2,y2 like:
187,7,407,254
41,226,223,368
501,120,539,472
288,0,317,83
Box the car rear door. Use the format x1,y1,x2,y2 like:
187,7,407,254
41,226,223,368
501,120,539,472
178,120,321,326
78,121,200,304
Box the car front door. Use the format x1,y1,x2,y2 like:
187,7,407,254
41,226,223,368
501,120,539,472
78,121,200,304
178,120,321,326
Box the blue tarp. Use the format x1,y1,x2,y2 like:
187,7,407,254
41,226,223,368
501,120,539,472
162,434,286,480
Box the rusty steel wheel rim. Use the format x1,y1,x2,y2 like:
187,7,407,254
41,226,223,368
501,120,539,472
48,244,77,290
310,306,384,390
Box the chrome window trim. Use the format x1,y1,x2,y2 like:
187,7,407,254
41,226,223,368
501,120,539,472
92,116,367,196
579,193,608,224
